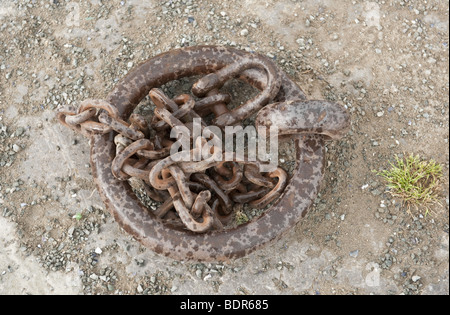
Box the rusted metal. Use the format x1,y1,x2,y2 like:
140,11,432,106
249,167,288,209
211,162,243,192
111,139,152,180
244,164,275,188
255,100,351,140
57,45,351,261
191,173,234,215
191,54,281,127
230,186,270,204
98,112,145,141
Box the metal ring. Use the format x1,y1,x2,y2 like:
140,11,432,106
89,45,324,261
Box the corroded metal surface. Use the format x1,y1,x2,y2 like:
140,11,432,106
255,100,351,140
57,45,350,261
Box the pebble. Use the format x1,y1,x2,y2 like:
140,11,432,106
371,189,382,196
90,273,99,280
350,250,359,258
12,144,21,153
296,38,305,47
15,127,25,137
412,275,421,282
240,29,249,36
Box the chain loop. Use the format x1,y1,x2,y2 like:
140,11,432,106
162,167,214,233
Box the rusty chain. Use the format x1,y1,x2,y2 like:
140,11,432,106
57,60,289,233
56,46,351,261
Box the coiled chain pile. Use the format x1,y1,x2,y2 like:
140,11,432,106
56,46,351,261
58,57,291,233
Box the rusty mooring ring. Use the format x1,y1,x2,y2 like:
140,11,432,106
87,46,328,261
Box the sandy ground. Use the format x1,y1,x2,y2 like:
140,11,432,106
0,0,448,295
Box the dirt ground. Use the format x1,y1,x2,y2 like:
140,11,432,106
0,0,448,295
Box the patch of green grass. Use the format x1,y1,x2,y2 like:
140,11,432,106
235,210,249,225
375,154,443,216
73,212,83,221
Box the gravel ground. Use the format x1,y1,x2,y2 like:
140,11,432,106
0,0,448,295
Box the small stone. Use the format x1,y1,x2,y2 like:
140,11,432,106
350,250,359,258
12,144,21,152
68,226,75,237
412,276,421,282
89,273,99,280
15,127,25,137
240,29,249,36
95,247,102,254
296,38,305,47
